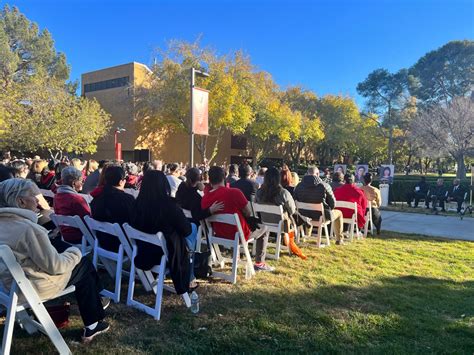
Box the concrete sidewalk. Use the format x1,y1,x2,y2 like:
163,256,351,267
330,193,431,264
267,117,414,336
381,210,474,241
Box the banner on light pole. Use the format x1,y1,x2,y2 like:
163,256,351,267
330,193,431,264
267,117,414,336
192,87,209,135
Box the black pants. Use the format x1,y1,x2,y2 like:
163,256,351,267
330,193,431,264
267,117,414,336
371,207,382,233
428,195,446,210
52,239,105,326
406,191,427,207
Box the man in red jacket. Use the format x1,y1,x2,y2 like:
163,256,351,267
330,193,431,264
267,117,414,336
334,173,368,230
53,166,91,244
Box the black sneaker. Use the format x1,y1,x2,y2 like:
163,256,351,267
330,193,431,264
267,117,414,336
82,321,110,343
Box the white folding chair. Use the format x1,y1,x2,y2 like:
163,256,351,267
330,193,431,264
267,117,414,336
251,203,292,260
205,213,266,284
295,201,332,248
50,213,95,255
363,202,374,237
122,224,191,320
335,201,359,241
446,192,468,213
0,245,74,355
84,216,152,303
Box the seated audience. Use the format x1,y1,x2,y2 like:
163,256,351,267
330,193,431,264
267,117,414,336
166,163,182,198
231,164,259,201
294,166,344,244
82,160,108,194
447,179,466,213
255,167,267,187
427,178,447,212
90,165,134,251
406,176,429,208
124,162,139,189
330,171,344,191
10,160,29,178
39,160,57,190
27,159,47,187
360,173,382,234
334,174,367,230
225,164,239,186
176,167,223,225
53,167,91,244
0,165,14,181
131,170,198,292
84,159,99,177
280,165,294,195
291,172,299,188
0,178,109,342
201,166,273,272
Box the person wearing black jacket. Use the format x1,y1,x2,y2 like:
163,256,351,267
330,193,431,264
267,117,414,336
231,164,259,201
427,178,448,212
406,176,429,208
90,165,135,252
294,166,344,244
131,170,198,294
176,168,223,225
447,179,466,213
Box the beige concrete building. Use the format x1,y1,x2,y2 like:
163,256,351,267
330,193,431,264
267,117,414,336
81,62,251,164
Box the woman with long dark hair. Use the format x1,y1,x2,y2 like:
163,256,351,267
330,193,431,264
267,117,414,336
130,170,197,293
256,167,306,259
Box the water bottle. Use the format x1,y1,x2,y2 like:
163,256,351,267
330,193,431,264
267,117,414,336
190,291,199,314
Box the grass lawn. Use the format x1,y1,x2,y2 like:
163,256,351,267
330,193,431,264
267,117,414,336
5,232,474,354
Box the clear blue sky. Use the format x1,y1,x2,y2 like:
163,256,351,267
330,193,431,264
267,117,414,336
3,0,474,105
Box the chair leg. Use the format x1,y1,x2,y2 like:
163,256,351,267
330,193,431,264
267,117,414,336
2,289,18,355
153,260,167,319
231,241,239,284
126,255,136,306
317,226,322,248
113,249,123,303
274,232,282,260
324,225,330,246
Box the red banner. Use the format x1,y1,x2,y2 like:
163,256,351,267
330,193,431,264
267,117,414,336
192,87,209,135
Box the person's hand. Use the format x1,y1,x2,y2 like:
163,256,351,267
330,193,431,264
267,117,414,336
209,201,224,214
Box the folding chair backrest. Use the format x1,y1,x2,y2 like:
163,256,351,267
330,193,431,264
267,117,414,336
335,201,357,216
295,201,325,222
122,224,168,258
50,213,95,249
84,216,132,258
205,213,244,241
252,203,284,226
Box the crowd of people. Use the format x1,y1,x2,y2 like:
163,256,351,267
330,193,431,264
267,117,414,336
0,155,386,343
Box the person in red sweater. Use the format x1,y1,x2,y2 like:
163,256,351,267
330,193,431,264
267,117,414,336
201,166,273,272
334,173,368,230
53,167,91,244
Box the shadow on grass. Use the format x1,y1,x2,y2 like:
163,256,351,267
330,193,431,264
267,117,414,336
8,274,472,354
375,231,473,243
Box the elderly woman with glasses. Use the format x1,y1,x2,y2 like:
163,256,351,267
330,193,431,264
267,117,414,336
53,166,91,244
0,178,109,342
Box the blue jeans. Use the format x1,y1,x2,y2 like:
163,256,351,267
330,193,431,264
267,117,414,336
185,223,198,282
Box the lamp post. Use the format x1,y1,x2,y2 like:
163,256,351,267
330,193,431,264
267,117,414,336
114,127,126,160
190,67,209,168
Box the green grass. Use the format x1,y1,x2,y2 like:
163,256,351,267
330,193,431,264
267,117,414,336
5,232,474,354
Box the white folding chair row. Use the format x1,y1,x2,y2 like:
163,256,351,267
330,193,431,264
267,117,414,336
295,201,332,248
122,224,191,320
84,216,153,304
205,213,266,284
363,202,374,237
445,192,468,212
251,203,292,260
50,213,95,255
334,201,360,241
0,245,74,355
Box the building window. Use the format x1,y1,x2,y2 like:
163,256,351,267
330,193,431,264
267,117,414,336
231,135,247,150
84,76,130,93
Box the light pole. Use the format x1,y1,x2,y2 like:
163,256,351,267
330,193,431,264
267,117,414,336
114,127,126,160
190,67,209,167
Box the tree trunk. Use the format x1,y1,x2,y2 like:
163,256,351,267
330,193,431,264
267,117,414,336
195,135,208,164
388,126,393,165
455,153,466,180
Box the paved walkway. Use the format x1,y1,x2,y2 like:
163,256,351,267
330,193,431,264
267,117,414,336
381,210,474,241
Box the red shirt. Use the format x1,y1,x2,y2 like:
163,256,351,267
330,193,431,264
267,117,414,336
334,184,367,229
53,192,91,243
201,186,251,240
